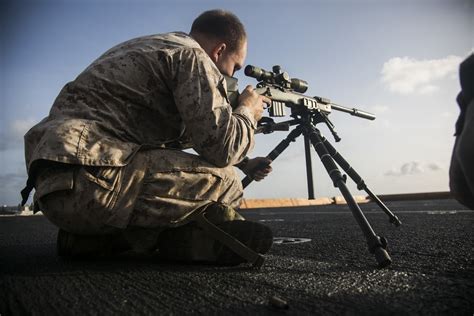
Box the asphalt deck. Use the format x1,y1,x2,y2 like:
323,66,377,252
1,199,473,315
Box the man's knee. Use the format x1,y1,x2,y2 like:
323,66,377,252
143,148,243,198
35,164,124,235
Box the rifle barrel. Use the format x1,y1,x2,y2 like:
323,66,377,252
330,103,376,120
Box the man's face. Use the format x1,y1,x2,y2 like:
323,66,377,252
216,40,247,77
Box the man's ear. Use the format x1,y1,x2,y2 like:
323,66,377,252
210,43,227,63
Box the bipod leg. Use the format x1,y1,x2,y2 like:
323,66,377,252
319,134,402,226
242,125,303,188
304,134,315,199
303,124,391,268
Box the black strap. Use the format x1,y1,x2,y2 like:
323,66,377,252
194,212,265,268
20,177,34,206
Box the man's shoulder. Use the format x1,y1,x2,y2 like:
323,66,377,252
95,32,204,67
124,32,201,52
160,32,199,45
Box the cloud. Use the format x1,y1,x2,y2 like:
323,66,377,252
0,172,28,205
12,118,37,137
381,55,462,95
0,118,38,151
385,161,443,176
426,163,442,171
0,172,26,187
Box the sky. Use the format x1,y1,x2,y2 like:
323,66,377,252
1,0,473,205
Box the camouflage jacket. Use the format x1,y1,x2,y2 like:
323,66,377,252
24,32,256,175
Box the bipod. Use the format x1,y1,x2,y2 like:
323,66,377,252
242,114,400,268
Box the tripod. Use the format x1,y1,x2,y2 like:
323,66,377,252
242,112,401,268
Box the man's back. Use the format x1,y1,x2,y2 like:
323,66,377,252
25,32,255,172
48,32,198,145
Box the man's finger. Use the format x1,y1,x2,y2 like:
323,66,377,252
255,170,270,178
255,171,264,178
262,96,272,104
244,85,254,92
262,164,272,171
261,158,272,165
255,161,270,171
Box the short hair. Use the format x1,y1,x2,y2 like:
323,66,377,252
190,9,247,52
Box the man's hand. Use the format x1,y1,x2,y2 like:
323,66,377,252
238,85,271,122
241,157,273,181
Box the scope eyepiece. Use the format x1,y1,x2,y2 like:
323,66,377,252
245,65,274,82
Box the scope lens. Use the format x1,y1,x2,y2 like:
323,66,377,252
290,78,308,93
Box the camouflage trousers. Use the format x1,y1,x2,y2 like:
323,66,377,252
34,149,244,236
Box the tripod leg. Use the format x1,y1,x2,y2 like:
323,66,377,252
304,135,315,199
304,125,391,268
319,135,402,226
242,126,303,188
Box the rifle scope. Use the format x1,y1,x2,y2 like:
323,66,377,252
245,65,309,94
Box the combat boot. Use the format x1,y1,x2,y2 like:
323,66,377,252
56,229,130,257
156,203,273,267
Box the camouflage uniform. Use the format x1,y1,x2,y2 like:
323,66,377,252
450,54,474,209
24,32,257,234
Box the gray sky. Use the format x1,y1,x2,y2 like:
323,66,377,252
1,0,473,205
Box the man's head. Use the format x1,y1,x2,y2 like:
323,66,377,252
190,10,247,76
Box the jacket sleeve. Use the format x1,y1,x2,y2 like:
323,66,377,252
170,47,256,167
450,100,474,209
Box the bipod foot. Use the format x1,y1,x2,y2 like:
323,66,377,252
369,236,391,268
374,247,391,268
